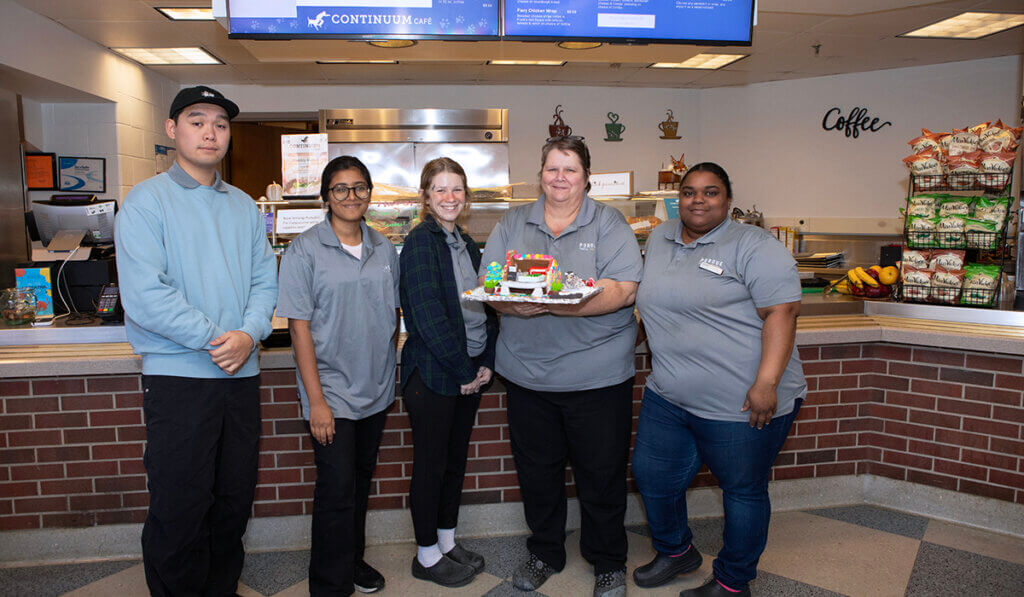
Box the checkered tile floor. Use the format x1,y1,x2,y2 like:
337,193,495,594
2,505,1022,596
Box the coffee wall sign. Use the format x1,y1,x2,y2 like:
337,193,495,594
822,106,892,139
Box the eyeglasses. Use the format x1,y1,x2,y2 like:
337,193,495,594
330,184,371,200
546,135,585,143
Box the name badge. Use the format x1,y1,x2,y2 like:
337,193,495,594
699,261,724,275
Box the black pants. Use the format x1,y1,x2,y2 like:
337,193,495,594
309,409,388,597
507,378,633,575
404,370,482,547
141,374,261,597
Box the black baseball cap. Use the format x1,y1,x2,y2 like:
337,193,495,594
169,86,239,120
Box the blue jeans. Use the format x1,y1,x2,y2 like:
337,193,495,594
632,387,800,590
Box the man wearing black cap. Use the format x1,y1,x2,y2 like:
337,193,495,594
115,86,278,596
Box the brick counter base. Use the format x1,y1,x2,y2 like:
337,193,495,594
1,343,1022,531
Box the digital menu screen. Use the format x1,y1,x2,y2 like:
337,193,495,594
228,0,500,39
503,0,754,45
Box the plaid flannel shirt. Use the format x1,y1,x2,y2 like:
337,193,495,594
399,215,498,396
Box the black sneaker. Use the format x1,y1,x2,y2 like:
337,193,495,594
593,568,626,597
680,577,751,597
445,543,485,574
353,559,385,593
512,553,556,591
411,554,476,588
633,548,703,588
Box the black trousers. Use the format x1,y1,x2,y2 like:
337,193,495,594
506,378,634,575
141,374,261,597
404,369,482,547
309,409,388,597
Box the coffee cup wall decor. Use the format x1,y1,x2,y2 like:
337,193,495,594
548,105,572,138
658,109,681,139
604,112,625,142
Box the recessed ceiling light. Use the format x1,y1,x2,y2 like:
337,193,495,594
111,47,223,65
317,60,398,65
900,12,1024,39
558,41,603,50
650,54,747,69
488,60,566,66
367,40,417,48
155,7,215,21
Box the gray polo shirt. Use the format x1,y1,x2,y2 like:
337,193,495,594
636,218,806,422
276,217,399,420
480,195,643,392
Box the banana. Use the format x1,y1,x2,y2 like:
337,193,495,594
854,266,879,287
869,265,884,276
834,281,852,295
846,269,863,289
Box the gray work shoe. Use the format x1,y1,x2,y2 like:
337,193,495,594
512,553,556,591
594,568,627,597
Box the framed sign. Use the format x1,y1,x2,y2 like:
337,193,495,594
59,157,107,193
24,152,58,190
589,171,634,197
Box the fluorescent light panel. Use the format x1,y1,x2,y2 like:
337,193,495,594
488,60,565,66
901,12,1024,39
155,7,215,21
317,60,398,64
650,54,746,69
112,47,222,65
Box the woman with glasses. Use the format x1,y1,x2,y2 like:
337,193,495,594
479,136,643,597
276,155,400,596
399,157,498,588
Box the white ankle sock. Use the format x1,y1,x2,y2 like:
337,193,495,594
418,544,443,567
438,528,456,553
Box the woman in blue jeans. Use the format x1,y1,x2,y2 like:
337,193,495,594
633,162,806,597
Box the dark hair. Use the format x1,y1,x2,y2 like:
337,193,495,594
680,162,733,199
419,157,472,219
540,136,592,192
319,155,373,203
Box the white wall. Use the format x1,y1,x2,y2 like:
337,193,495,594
0,0,177,203
212,84,700,194
699,56,1023,226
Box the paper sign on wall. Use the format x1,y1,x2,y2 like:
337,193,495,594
276,208,324,235
282,133,329,197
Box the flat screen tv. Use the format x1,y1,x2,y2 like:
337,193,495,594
502,0,754,45
227,0,500,40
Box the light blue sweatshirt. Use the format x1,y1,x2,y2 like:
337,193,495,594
114,162,278,378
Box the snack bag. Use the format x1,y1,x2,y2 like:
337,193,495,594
934,214,966,248
960,264,1000,306
906,215,937,248
937,196,972,216
901,265,933,301
978,119,1022,153
948,127,980,156
979,151,1015,191
907,203,935,217
908,194,940,208
971,196,1009,227
929,249,965,271
903,150,943,189
901,249,930,270
908,130,942,153
964,217,999,250
946,151,981,190
930,266,964,304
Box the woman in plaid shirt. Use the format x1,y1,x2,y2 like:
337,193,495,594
399,157,498,588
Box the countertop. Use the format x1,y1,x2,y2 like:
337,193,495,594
5,295,1024,377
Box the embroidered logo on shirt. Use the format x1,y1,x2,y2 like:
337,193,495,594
578,242,596,252
382,264,391,272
